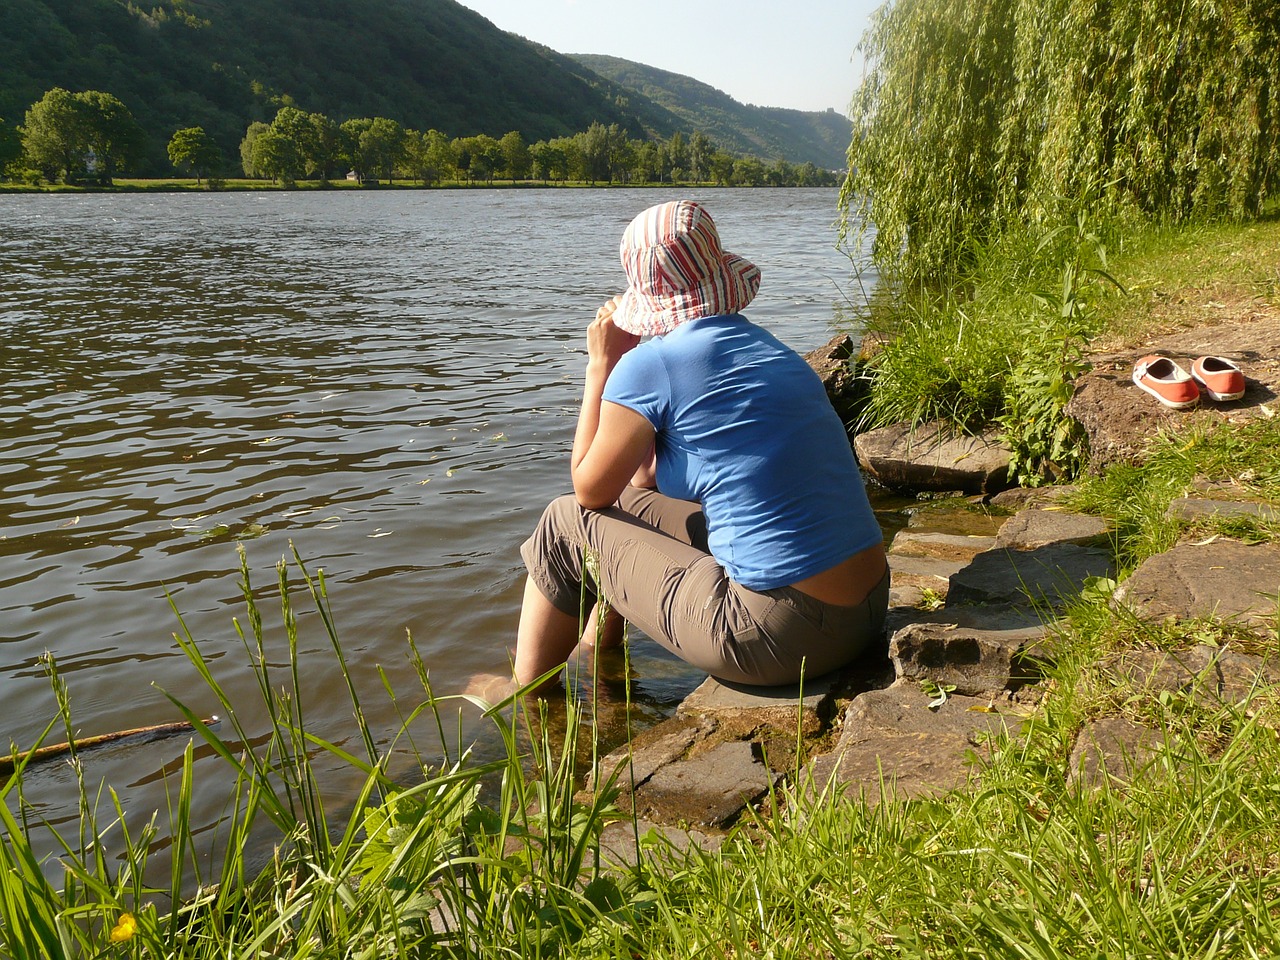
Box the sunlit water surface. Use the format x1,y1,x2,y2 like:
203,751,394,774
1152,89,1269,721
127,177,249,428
0,187,891,860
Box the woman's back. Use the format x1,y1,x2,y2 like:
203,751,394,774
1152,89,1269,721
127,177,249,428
603,313,882,590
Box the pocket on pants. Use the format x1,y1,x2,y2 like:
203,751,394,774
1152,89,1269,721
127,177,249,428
604,540,729,664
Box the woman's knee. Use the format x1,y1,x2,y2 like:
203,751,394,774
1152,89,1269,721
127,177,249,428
521,494,594,615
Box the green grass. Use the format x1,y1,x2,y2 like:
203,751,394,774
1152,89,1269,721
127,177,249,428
4,541,1279,958
1068,416,1280,571
854,212,1279,485
622,718,1280,957
856,293,1014,432
1095,215,1280,341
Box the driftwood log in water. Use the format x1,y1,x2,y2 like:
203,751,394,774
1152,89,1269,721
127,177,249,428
1,716,220,775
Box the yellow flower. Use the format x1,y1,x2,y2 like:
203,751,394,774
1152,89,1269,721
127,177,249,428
109,912,137,943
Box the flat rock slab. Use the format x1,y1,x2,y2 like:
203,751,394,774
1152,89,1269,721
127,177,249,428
1114,540,1280,631
987,485,1077,511
891,530,999,563
597,818,723,868
889,621,1051,696
889,554,966,591
1167,497,1280,523
883,601,1048,641
948,543,1116,609
854,421,1015,495
591,716,712,794
632,739,780,828
1065,315,1280,471
889,585,929,610
1093,645,1280,710
995,508,1109,550
678,670,848,738
888,554,968,611
809,683,1025,801
1067,717,1167,790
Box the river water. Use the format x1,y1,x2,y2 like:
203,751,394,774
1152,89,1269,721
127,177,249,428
1,187,892,846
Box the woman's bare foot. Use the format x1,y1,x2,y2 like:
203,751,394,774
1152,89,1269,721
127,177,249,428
461,672,516,704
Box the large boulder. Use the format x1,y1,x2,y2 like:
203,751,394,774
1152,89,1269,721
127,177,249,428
854,421,1015,495
803,334,869,436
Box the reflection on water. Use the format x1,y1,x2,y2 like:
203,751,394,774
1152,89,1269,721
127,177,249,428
0,187,887,848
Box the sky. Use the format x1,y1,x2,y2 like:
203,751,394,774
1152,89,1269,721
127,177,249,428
454,1,883,114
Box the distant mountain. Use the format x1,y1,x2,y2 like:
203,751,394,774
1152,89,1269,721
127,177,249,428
0,0,689,174
569,54,852,170
0,0,849,176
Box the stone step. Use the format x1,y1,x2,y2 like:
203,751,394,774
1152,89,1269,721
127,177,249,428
1167,497,1280,523
809,681,1028,802
890,530,999,563
1113,540,1280,632
948,542,1116,610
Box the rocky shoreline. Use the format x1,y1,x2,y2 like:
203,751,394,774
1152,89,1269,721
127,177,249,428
589,316,1280,860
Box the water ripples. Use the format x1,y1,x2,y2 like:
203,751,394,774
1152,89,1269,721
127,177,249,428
1,187,875,834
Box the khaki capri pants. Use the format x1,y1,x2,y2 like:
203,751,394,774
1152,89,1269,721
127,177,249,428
520,486,889,686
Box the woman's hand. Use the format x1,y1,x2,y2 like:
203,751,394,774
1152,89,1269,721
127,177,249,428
586,296,639,374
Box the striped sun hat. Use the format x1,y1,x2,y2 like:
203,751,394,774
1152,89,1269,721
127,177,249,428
613,200,761,336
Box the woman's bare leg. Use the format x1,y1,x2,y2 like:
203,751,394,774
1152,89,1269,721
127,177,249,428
513,576,582,690
579,601,625,649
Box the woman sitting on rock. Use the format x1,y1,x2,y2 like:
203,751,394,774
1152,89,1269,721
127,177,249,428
514,199,888,690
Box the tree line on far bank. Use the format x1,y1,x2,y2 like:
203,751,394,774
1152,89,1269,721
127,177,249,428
0,88,840,189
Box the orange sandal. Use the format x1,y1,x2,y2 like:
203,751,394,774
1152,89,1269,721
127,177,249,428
1191,356,1246,402
1132,355,1200,409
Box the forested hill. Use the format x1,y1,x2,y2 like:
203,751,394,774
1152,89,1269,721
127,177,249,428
0,0,849,176
0,0,686,174
570,55,852,171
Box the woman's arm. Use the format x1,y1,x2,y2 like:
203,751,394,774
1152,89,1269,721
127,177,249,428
570,298,655,510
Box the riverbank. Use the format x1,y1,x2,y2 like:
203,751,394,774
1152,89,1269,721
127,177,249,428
0,177,796,194
3,214,1278,957
571,213,1280,954
583,224,1280,833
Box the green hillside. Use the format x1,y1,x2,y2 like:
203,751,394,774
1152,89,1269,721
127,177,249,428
569,54,852,170
0,0,688,174
0,0,850,177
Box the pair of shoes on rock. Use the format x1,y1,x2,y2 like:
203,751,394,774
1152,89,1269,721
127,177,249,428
1133,355,1246,409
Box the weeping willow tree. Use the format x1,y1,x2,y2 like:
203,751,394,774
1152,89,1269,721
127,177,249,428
843,0,1280,281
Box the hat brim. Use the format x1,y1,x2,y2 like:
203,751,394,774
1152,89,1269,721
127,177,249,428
613,252,761,336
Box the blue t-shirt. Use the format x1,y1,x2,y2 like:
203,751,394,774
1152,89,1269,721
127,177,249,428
602,313,882,590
